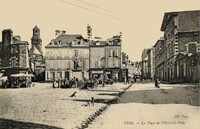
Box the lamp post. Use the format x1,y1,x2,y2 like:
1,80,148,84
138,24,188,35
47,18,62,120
102,67,105,87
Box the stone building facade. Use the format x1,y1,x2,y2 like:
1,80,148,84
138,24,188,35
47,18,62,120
0,29,29,76
45,29,123,82
45,33,89,81
141,47,155,80
154,37,165,81
157,10,200,83
89,35,122,80
148,47,155,79
89,41,106,79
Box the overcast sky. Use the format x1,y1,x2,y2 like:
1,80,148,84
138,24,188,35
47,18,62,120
0,0,200,61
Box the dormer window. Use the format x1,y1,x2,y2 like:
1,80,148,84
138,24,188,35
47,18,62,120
96,42,100,45
58,40,61,45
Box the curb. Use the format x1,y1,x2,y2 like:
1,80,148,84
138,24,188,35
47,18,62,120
75,83,134,129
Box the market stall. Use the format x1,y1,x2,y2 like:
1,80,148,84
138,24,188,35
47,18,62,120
10,73,33,88
0,76,8,88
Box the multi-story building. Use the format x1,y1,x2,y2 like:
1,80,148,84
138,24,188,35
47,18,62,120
148,47,155,79
160,10,200,82
141,48,149,79
45,31,89,81
29,26,45,81
89,41,106,79
105,35,122,79
0,29,30,76
45,26,124,82
154,37,165,81
141,47,155,79
121,52,129,66
89,35,122,80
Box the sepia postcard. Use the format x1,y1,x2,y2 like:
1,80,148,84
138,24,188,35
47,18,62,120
0,0,199,129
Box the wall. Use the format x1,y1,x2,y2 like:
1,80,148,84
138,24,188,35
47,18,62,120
90,46,105,68
106,46,121,68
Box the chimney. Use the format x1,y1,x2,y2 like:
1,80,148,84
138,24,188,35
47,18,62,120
87,24,92,40
55,30,60,36
2,29,13,45
61,30,66,35
51,39,55,45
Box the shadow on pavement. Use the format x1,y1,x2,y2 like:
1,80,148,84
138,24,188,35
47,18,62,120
80,89,120,93
72,98,111,104
97,93,118,96
117,86,199,106
0,118,63,129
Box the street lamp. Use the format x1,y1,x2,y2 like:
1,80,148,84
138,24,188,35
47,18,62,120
102,66,105,87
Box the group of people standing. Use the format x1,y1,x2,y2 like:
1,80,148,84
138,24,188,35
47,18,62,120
52,77,78,88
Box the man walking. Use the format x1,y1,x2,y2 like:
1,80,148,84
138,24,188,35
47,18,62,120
154,75,160,88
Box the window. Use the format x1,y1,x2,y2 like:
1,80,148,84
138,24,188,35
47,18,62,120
116,49,119,57
50,72,55,79
188,44,196,53
74,50,78,57
101,59,105,67
82,60,86,69
57,72,62,79
109,49,113,57
47,72,49,79
185,42,198,54
11,57,16,67
67,61,71,69
95,61,99,68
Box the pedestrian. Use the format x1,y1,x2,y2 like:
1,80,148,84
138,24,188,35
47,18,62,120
124,77,127,84
134,75,137,82
114,77,117,84
53,79,56,88
65,78,69,88
75,77,78,88
127,77,130,84
154,75,160,88
91,97,95,106
58,79,62,88
93,78,97,88
140,76,143,82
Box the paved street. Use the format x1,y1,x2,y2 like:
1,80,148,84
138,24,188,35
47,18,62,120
0,82,130,129
88,82,200,129
0,82,199,129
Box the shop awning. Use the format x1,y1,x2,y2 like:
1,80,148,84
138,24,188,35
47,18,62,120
0,76,7,81
10,73,34,77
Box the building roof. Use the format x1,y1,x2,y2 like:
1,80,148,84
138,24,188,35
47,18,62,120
142,48,149,59
153,37,164,47
161,12,178,31
90,41,107,46
13,36,21,42
11,41,29,45
46,34,88,47
161,10,200,31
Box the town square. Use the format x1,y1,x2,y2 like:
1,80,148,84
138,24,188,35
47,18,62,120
0,0,200,129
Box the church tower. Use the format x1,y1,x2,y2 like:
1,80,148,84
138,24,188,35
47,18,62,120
29,26,45,81
31,25,42,54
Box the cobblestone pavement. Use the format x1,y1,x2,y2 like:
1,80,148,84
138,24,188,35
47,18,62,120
0,82,129,129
